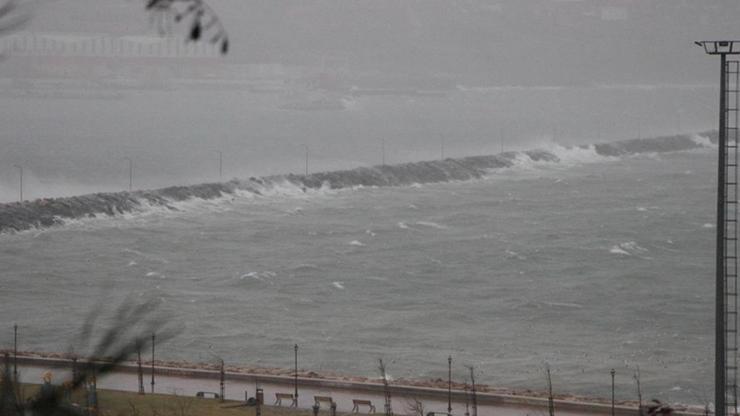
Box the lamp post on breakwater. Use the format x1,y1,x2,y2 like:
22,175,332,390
216,150,223,181
12,164,22,202
500,127,505,154
695,40,740,416
304,146,309,176
381,139,386,166
123,157,133,191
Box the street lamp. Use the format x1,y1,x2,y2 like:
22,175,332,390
381,139,386,166
123,157,133,191
294,344,299,406
500,127,505,153
610,368,616,416
137,342,144,394
12,165,22,202
216,150,223,180
13,324,17,381
150,332,155,393
447,356,452,415
696,40,740,416
207,346,225,402
304,146,309,176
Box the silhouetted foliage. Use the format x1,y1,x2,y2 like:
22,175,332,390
0,297,175,416
645,400,673,416
0,0,30,36
404,397,424,416
145,0,229,55
0,0,229,56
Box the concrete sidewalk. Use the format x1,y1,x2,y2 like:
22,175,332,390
10,356,693,416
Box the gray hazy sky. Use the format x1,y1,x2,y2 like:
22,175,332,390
25,0,740,85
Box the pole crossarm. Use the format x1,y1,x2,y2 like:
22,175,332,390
695,41,740,55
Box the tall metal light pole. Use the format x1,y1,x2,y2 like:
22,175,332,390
294,344,299,407
447,356,452,415
696,40,740,416
12,165,22,202
124,157,133,191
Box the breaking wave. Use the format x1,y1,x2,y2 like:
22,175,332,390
0,131,716,234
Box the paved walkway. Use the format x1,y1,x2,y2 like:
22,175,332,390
14,362,636,416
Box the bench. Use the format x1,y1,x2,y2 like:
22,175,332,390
352,399,376,413
196,391,220,399
314,396,335,408
275,392,297,407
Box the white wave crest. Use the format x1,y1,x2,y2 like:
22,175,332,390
690,134,715,149
505,249,527,260
415,221,448,229
541,142,618,165
240,271,277,281
610,241,649,256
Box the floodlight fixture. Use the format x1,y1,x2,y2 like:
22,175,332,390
695,40,740,55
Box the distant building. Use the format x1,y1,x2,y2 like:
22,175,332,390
1,32,222,59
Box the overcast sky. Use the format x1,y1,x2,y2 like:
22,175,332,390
22,0,740,85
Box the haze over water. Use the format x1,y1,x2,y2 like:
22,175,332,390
0,84,717,202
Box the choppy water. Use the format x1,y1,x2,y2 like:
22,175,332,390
0,146,718,405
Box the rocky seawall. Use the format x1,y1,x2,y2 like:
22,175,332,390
0,131,716,234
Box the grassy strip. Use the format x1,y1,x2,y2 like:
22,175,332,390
19,384,327,416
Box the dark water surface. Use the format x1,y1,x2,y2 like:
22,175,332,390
0,149,717,404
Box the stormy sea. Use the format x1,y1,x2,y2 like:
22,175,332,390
0,132,719,404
